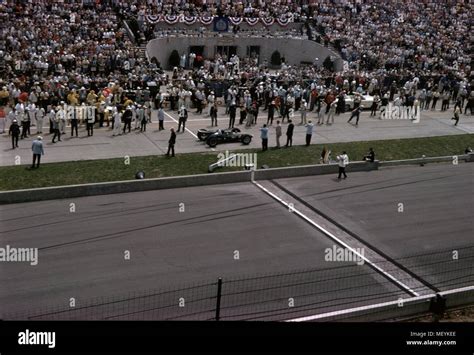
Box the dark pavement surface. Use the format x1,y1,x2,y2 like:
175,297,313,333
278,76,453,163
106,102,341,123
276,162,474,291
0,163,472,320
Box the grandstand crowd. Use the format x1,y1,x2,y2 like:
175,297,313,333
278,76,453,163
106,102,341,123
0,0,472,144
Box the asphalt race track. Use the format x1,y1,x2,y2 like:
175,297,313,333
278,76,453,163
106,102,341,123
274,163,474,293
0,163,472,320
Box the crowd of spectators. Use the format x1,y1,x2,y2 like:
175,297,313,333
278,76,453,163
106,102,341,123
0,0,159,85
127,0,474,121
312,0,471,78
137,1,472,103
0,0,472,147
0,0,166,134
141,0,307,21
128,1,472,79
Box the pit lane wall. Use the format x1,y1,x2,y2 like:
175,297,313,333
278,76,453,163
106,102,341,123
0,161,374,204
146,36,342,70
1,154,472,204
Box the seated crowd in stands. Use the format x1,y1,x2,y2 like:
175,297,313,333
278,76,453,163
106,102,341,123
0,0,472,142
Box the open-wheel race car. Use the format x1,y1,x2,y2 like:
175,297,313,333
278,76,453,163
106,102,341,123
197,127,253,147
197,127,240,141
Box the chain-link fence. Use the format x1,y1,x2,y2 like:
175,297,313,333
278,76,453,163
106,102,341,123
4,246,473,321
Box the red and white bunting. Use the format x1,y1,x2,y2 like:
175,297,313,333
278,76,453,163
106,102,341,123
164,15,180,24
182,16,197,25
200,16,214,25
147,15,294,27
145,14,162,24
261,17,275,26
229,17,243,25
245,18,259,26
276,15,291,26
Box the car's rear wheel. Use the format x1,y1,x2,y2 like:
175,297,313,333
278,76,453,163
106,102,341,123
208,137,218,147
242,136,251,145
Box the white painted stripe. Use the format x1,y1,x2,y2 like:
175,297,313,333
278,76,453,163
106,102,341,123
163,111,198,139
439,285,474,296
286,285,474,322
251,180,420,297
285,293,435,322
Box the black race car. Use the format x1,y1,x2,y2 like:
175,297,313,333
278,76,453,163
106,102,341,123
197,127,240,141
198,128,253,147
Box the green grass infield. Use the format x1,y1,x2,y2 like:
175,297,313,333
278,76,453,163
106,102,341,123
1,134,473,191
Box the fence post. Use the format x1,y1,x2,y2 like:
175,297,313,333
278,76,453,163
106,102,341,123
429,294,446,321
215,277,223,321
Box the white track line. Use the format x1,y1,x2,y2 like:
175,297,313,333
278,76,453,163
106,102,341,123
251,180,420,297
287,285,474,322
163,111,198,139
285,293,435,322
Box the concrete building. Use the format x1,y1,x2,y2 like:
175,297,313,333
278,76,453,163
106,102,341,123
146,35,342,71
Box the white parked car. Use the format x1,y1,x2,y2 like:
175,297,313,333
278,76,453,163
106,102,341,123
343,94,374,111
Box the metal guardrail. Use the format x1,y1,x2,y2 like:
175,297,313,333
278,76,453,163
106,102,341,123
286,294,435,322
286,286,474,322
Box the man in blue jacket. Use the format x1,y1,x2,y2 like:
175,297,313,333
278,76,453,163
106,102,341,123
31,136,44,168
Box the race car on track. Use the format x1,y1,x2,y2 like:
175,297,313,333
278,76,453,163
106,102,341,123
197,127,240,141
197,127,253,147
